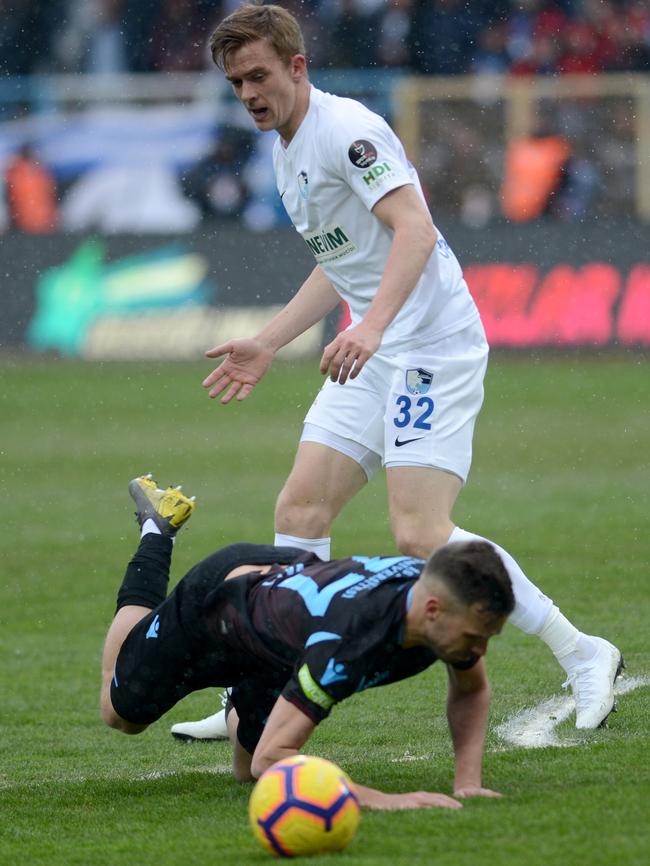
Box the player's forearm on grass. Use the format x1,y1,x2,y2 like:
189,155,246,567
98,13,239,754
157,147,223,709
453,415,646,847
447,677,491,791
361,222,438,336
257,266,341,352
350,783,393,808
350,783,412,809
351,783,463,811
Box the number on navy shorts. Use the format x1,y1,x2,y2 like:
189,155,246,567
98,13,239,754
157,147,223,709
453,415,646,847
393,395,434,430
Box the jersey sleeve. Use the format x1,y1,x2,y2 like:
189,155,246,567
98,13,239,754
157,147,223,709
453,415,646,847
280,638,368,724
320,107,414,212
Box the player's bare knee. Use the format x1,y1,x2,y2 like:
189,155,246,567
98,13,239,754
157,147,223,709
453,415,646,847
232,762,255,783
100,696,147,735
394,521,452,559
275,489,332,538
231,739,254,782
101,707,130,733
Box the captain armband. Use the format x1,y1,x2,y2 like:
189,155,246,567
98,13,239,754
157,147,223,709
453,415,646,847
297,664,335,711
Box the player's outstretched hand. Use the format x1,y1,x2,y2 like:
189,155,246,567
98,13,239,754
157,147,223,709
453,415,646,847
203,339,275,404
380,791,463,810
354,784,463,810
320,323,382,385
454,786,503,799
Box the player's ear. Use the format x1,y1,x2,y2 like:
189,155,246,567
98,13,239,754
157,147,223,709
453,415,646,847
425,595,443,620
290,54,307,78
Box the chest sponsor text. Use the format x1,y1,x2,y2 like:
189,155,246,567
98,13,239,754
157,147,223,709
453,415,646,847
303,225,357,263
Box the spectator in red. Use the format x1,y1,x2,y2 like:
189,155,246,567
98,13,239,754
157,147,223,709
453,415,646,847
5,145,58,234
557,19,608,74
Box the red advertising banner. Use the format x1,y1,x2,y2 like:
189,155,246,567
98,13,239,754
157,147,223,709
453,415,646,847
465,262,650,347
337,262,650,348
2,226,649,352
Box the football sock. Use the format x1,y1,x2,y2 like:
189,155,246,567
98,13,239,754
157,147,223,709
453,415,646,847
115,533,173,613
141,518,175,544
274,532,331,560
449,526,553,634
536,605,588,669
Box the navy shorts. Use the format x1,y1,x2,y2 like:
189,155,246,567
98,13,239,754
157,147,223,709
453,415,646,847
110,543,303,746
110,588,230,726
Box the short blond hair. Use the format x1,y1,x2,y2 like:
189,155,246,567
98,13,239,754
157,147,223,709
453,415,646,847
209,3,306,71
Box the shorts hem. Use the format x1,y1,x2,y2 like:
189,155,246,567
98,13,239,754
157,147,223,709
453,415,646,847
300,423,382,480
383,461,466,484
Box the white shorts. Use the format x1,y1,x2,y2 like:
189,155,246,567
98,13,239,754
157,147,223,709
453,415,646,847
301,319,489,483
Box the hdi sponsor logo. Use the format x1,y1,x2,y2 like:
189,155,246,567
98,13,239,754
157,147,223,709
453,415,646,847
362,163,393,186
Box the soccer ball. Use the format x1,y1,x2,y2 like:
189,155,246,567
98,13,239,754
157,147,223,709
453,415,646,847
249,755,361,857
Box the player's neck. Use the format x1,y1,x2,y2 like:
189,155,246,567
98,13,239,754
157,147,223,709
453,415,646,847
401,607,426,649
278,80,311,146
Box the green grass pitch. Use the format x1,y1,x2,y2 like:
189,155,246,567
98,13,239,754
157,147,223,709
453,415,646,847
1,355,649,865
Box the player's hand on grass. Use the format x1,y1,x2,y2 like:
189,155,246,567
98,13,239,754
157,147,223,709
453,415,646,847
320,324,382,384
454,786,503,799
379,791,463,810
203,339,275,404
353,784,463,810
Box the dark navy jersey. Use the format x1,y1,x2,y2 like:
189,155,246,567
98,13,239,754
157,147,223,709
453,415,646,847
201,552,476,724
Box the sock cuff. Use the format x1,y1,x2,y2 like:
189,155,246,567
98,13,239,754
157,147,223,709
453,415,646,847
449,525,483,544
539,605,580,659
274,533,331,560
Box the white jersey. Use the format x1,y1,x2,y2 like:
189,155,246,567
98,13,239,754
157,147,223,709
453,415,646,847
273,86,480,353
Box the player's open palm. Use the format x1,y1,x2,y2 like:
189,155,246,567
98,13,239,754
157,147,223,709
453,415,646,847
203,338,274,404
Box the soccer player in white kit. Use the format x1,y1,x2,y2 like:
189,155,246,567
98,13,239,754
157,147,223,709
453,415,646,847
172,4,622,741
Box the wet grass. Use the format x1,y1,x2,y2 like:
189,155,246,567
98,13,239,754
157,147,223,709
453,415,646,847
1,355,649,865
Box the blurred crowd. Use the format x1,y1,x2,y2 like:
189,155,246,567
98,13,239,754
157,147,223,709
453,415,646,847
2,0,646,233
4,0,650,76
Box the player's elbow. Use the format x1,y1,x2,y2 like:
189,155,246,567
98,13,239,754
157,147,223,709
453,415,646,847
422,223,438,258
405,214,437,258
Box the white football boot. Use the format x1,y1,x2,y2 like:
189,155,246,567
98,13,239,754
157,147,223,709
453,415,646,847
562,636,624,729
171,690,230,741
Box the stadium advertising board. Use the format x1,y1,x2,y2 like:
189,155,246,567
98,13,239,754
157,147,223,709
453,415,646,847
1,223,649,356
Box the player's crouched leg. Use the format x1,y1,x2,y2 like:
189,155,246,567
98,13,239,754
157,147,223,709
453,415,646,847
100,605,156,734
102,601,194,736
227,706,255,783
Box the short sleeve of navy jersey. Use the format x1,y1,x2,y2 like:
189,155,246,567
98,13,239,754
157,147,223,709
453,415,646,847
320,107,413,212
279,557,439,724
281,635,352,723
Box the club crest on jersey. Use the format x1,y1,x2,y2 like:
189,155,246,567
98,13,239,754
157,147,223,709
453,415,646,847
348,139,377,169
297,170,309,200
406,368,433,395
